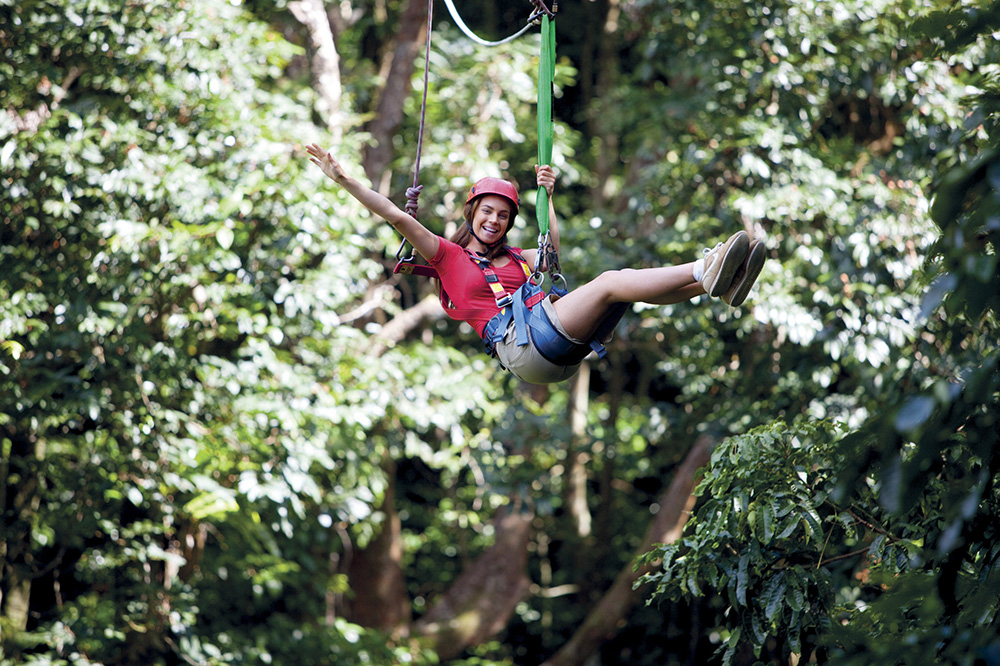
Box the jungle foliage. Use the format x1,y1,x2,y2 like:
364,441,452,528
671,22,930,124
1,0,998,665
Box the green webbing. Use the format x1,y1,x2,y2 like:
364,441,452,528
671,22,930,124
536,14,555,237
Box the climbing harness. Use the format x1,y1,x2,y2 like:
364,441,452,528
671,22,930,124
442,249,614,367
437,248,538,324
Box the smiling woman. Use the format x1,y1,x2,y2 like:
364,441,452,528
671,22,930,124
305,144,765,384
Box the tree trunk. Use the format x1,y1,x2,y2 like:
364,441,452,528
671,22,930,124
585,0,623,211
0,428,45,634
362,0,429,186
0,433,7,632
583,351,626,604
290,0,344,141
541,435,714,666
414,510,534,660
346,458,410,635
565,363,592,539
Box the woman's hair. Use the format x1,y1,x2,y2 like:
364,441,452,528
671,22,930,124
449,196,518,262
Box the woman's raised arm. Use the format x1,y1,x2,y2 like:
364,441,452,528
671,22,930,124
306,144,440,261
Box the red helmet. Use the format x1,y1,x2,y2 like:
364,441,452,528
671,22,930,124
466,177,519,215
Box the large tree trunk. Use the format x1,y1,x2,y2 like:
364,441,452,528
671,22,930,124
289,0,344,141
362,0,429,186
414,510,534,660
346,458,410,635
584,0,623,211
0,429,45,635
541,435,714,666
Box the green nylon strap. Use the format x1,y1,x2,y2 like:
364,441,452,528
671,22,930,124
536,14,555,237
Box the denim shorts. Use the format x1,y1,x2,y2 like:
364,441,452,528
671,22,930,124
494,296,583,385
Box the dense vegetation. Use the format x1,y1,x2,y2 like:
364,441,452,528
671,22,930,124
2,1,997,665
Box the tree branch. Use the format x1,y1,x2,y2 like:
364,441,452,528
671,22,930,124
6,67,82,135
370,292,445,356
336,284,395,325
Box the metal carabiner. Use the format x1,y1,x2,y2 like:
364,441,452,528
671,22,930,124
527,0,557,24
533,231,550,275
395,239,414,263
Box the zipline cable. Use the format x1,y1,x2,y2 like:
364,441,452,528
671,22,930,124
442,0,536,47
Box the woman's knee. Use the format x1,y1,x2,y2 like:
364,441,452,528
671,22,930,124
594,268,634,283
591,268,636,300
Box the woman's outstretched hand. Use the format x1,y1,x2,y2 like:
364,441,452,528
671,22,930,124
535,164,556,196
306,143,347,183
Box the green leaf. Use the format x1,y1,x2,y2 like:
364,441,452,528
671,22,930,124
184,487,239,520
777,515,799,540
737,552,750,605
894,396,936,433
763,572,786,621
687,572,703,597
786,576,804,612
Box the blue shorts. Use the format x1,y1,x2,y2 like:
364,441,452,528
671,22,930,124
494,295,583,384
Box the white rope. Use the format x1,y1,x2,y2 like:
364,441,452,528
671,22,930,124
442,0,535,46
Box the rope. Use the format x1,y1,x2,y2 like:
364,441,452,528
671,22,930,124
396,0,434,261
407,0,434,218
442,0,536,47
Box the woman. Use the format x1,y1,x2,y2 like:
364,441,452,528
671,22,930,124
306,143,766,384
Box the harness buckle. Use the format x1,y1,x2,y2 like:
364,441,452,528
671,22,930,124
495,294,513,309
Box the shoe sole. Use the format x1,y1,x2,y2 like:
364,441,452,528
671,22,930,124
724,241,766,307
705,231,749,297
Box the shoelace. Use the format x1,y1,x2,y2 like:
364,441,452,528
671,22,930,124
702,242,724,264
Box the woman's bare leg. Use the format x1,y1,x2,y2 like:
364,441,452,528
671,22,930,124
551,263,706,340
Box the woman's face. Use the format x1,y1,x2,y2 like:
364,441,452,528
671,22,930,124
470,195,512,246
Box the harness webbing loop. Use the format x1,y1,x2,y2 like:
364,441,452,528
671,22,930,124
536,13,555,240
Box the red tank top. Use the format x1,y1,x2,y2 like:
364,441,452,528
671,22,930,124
428,239,530,337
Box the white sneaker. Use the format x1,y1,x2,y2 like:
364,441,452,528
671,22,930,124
723,237,766,307
700,231,749,297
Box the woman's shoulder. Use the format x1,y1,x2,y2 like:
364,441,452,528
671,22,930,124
430,236,467,265
505,247,529,265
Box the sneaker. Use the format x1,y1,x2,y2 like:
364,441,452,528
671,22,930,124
723,237,766,307
700,231,749,297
